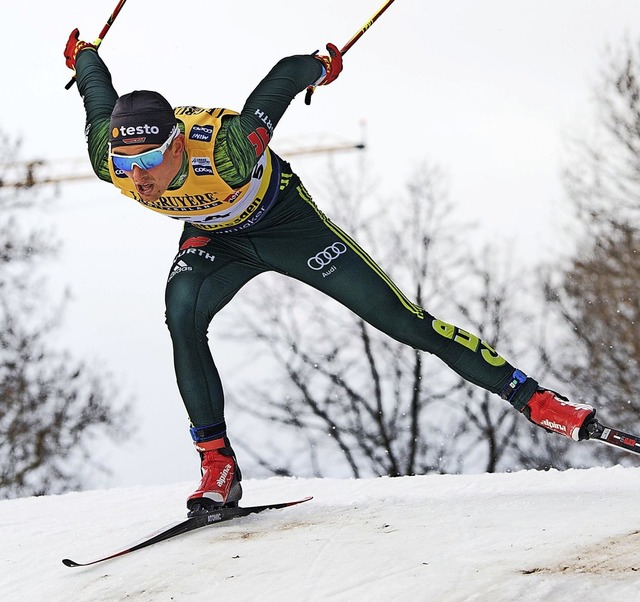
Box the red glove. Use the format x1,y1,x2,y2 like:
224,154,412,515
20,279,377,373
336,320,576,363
64,28,96,71
313,43,343,86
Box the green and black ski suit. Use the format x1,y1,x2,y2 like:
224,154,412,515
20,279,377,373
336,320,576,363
74,49,538,437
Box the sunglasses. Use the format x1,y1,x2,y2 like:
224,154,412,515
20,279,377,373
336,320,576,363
109,125,179,172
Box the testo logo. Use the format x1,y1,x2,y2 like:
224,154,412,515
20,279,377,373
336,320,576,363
111,124,161,137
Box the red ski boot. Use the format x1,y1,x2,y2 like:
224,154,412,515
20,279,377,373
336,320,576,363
523,389,596,441
187,437,242,516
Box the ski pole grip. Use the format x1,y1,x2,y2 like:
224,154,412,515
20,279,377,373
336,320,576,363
304,86,316,105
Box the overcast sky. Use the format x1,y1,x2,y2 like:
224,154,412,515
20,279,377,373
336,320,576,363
2,0,640,489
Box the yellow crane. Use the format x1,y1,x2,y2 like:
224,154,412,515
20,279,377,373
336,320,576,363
0,136,366,190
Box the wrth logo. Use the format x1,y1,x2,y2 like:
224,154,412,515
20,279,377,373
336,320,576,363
177,247,216,263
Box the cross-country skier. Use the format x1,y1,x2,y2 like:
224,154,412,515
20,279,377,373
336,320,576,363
64,29,597,516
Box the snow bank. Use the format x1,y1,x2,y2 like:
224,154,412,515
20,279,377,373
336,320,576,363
3,467,640,601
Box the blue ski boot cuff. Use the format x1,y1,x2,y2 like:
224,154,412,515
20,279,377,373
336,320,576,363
500,370,539,411
190,420,227,443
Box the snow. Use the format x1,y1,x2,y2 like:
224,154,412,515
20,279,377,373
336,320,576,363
3,467,640,601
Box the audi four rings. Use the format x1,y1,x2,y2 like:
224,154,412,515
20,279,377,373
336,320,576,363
307,242,348,270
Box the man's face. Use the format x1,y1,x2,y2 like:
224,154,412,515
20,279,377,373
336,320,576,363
112,133,185,202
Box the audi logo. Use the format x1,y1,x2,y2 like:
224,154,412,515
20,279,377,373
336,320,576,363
307,242,348,270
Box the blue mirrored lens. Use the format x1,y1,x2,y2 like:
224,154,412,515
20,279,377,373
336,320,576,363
111,149,165,172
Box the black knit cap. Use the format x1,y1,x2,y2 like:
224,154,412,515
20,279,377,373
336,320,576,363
109,90,177,149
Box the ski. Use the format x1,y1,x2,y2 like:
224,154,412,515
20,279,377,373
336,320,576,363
62,496,312,568
587,421,640,455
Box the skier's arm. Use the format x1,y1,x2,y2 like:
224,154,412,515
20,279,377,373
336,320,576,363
74,50,119,183
70,45,340,187
215,54,333,188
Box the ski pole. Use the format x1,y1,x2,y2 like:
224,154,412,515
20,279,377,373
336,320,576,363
339,0,397,56
65,0,129,90
305,0,398,105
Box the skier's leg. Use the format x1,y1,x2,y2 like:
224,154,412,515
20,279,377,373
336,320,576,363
165,229,264,426
248,181,595,439
251,185,526,399
164,229,263,509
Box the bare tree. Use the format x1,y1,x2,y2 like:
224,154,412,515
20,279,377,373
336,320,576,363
224,162,567,477
224,164,462,477
0,134,132,498
450,250,576,472
563,38,640,231
544,38,640,465
544,223,640,465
